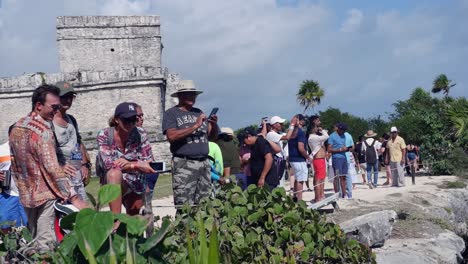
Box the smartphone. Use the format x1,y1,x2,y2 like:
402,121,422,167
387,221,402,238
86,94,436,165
149,161,166,171
208,107,219,120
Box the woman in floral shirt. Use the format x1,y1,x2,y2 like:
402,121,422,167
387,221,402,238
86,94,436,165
97,102,156,216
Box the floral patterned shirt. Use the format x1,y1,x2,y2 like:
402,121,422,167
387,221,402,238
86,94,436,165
97,127,154,171
9,112,71,208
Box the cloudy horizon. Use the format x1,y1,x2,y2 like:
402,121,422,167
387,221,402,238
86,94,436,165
1,0,467,130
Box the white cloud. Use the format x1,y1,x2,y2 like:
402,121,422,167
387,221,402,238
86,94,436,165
98,0,151,15
0,0,467,129
340,8,364,33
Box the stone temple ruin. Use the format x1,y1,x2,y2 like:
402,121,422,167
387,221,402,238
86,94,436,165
0,16,181,162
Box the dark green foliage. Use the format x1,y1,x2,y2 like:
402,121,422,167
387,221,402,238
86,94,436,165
158,184,375,263
390,87,468,175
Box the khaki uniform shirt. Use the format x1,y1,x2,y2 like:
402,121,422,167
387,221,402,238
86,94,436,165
387,136,406,162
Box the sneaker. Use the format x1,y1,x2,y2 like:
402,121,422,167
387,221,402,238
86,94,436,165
368,182,374,189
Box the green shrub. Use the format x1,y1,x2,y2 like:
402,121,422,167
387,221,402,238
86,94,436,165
157,184,375,263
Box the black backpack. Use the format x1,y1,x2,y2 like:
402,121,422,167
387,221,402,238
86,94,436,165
364,139,377,164
355,142,366,163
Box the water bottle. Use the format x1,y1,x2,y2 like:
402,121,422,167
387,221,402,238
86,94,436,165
69,143,82,170
0,170,11,190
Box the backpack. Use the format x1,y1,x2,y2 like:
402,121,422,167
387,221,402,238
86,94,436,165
364,139,377,164
355,142,366,163
96,127,114,183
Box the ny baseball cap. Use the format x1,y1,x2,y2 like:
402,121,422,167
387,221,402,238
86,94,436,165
114,102,137,118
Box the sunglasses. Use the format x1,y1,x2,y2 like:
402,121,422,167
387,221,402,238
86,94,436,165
121,117,137,124
45,103,62,111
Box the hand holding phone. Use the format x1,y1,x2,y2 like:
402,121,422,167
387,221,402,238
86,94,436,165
208,107,219,120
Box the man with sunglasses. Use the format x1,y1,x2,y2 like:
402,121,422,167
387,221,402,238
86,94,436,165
162,80,218,207
52,81,91,202
9,85,88,253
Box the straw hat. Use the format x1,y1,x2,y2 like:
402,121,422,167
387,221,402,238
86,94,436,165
365,130,377,137
170,80,203,97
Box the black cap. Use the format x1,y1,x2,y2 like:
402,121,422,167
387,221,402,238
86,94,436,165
297,114,305,121
114,102,137,118
336,122,348,131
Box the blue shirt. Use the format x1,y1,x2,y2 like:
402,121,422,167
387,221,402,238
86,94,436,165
288,129,307,162
345,132,354,162
328,132,347,159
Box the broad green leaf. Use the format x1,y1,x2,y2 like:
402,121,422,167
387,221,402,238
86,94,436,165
139,217,171,253
75,209,114,255
60,212,78,231
97,184,121,208
114,213,147,235
57,232,78,256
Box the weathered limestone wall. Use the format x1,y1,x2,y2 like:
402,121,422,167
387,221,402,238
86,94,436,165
57,16,162,73
0,16,181,164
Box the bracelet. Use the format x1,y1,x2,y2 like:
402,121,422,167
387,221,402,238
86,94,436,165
288,126,294,130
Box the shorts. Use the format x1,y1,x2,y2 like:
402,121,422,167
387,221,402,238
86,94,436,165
290,162,308,182
123,173,146,195
332,158,348,177
359,163,367,172
313,159,326,180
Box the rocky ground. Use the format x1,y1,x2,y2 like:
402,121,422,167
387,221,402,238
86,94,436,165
149,173,468,263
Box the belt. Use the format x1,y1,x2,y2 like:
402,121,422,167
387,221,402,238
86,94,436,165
173,155,208,161
313,157,326,160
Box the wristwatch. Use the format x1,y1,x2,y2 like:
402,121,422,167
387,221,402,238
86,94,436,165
81,162,92,169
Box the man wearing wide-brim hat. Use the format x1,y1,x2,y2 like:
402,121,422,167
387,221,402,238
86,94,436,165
362,130,382,189
162,80,218,207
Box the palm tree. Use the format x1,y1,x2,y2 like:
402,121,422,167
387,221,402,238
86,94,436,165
431,74,456,97
296,80,325,112
447,99,468,139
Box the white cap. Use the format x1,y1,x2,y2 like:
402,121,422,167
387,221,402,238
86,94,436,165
390,126,398,132
269,116,286,124
220,127,234,135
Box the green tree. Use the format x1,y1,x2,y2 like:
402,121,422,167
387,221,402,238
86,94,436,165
432,74,456,97
318,107,369,138
297,80,325,112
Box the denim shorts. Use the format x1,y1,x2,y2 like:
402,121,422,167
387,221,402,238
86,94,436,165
332,158,348,177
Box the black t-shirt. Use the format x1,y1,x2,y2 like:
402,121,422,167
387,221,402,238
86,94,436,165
162,106,209,156
381,141,388,161
250,136,278,187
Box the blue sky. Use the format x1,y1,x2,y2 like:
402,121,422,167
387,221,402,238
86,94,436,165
1,0,467,130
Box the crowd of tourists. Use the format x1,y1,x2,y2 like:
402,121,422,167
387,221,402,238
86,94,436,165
0,80,420,253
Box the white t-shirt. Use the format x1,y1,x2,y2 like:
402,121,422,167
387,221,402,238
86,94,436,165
266,131,284,158
362,138,382,158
